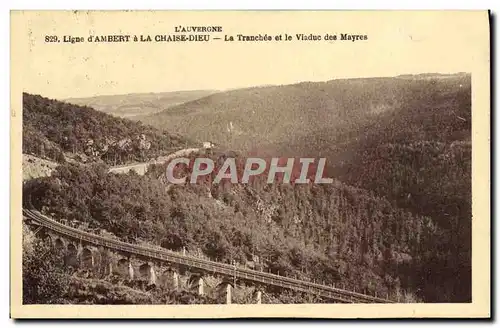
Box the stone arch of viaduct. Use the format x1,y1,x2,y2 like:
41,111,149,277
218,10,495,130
25,208,393,304
43,232,262,304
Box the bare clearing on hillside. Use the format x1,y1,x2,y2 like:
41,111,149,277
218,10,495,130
23,154,58,181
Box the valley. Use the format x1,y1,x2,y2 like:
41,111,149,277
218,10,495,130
22,73,471,304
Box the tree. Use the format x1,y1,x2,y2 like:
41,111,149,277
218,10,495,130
22,226,70,304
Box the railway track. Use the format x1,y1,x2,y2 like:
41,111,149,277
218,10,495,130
23,208,394,303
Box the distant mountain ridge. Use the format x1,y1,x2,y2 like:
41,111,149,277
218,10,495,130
66,90,217,118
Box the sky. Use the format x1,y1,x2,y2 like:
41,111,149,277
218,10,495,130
12,10,488,99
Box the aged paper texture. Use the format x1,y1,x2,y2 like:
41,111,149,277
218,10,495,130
10,10,490,318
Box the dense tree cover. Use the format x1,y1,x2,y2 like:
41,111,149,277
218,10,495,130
23,225,219,304
66,279,218,305
215,74,472,302
137,74,470,152
22,75,472,303
22,226,70,304
67,90,216,118
322,82,472,302
24,158,451,302
23,93,193,165
153,151,461,302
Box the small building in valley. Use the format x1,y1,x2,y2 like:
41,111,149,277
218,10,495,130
202,141,216,149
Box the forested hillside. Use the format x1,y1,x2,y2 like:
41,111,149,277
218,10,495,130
24,154,451,302
23,93,193,166
137,74,470,151
135,74,472,302
23,225,220,305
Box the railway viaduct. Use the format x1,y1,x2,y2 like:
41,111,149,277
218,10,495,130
23,209,394,304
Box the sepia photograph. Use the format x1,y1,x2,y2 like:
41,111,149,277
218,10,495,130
10,10,490,318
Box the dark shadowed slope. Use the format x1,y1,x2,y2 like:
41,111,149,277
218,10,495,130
137,73,470,152
136,73,472,302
